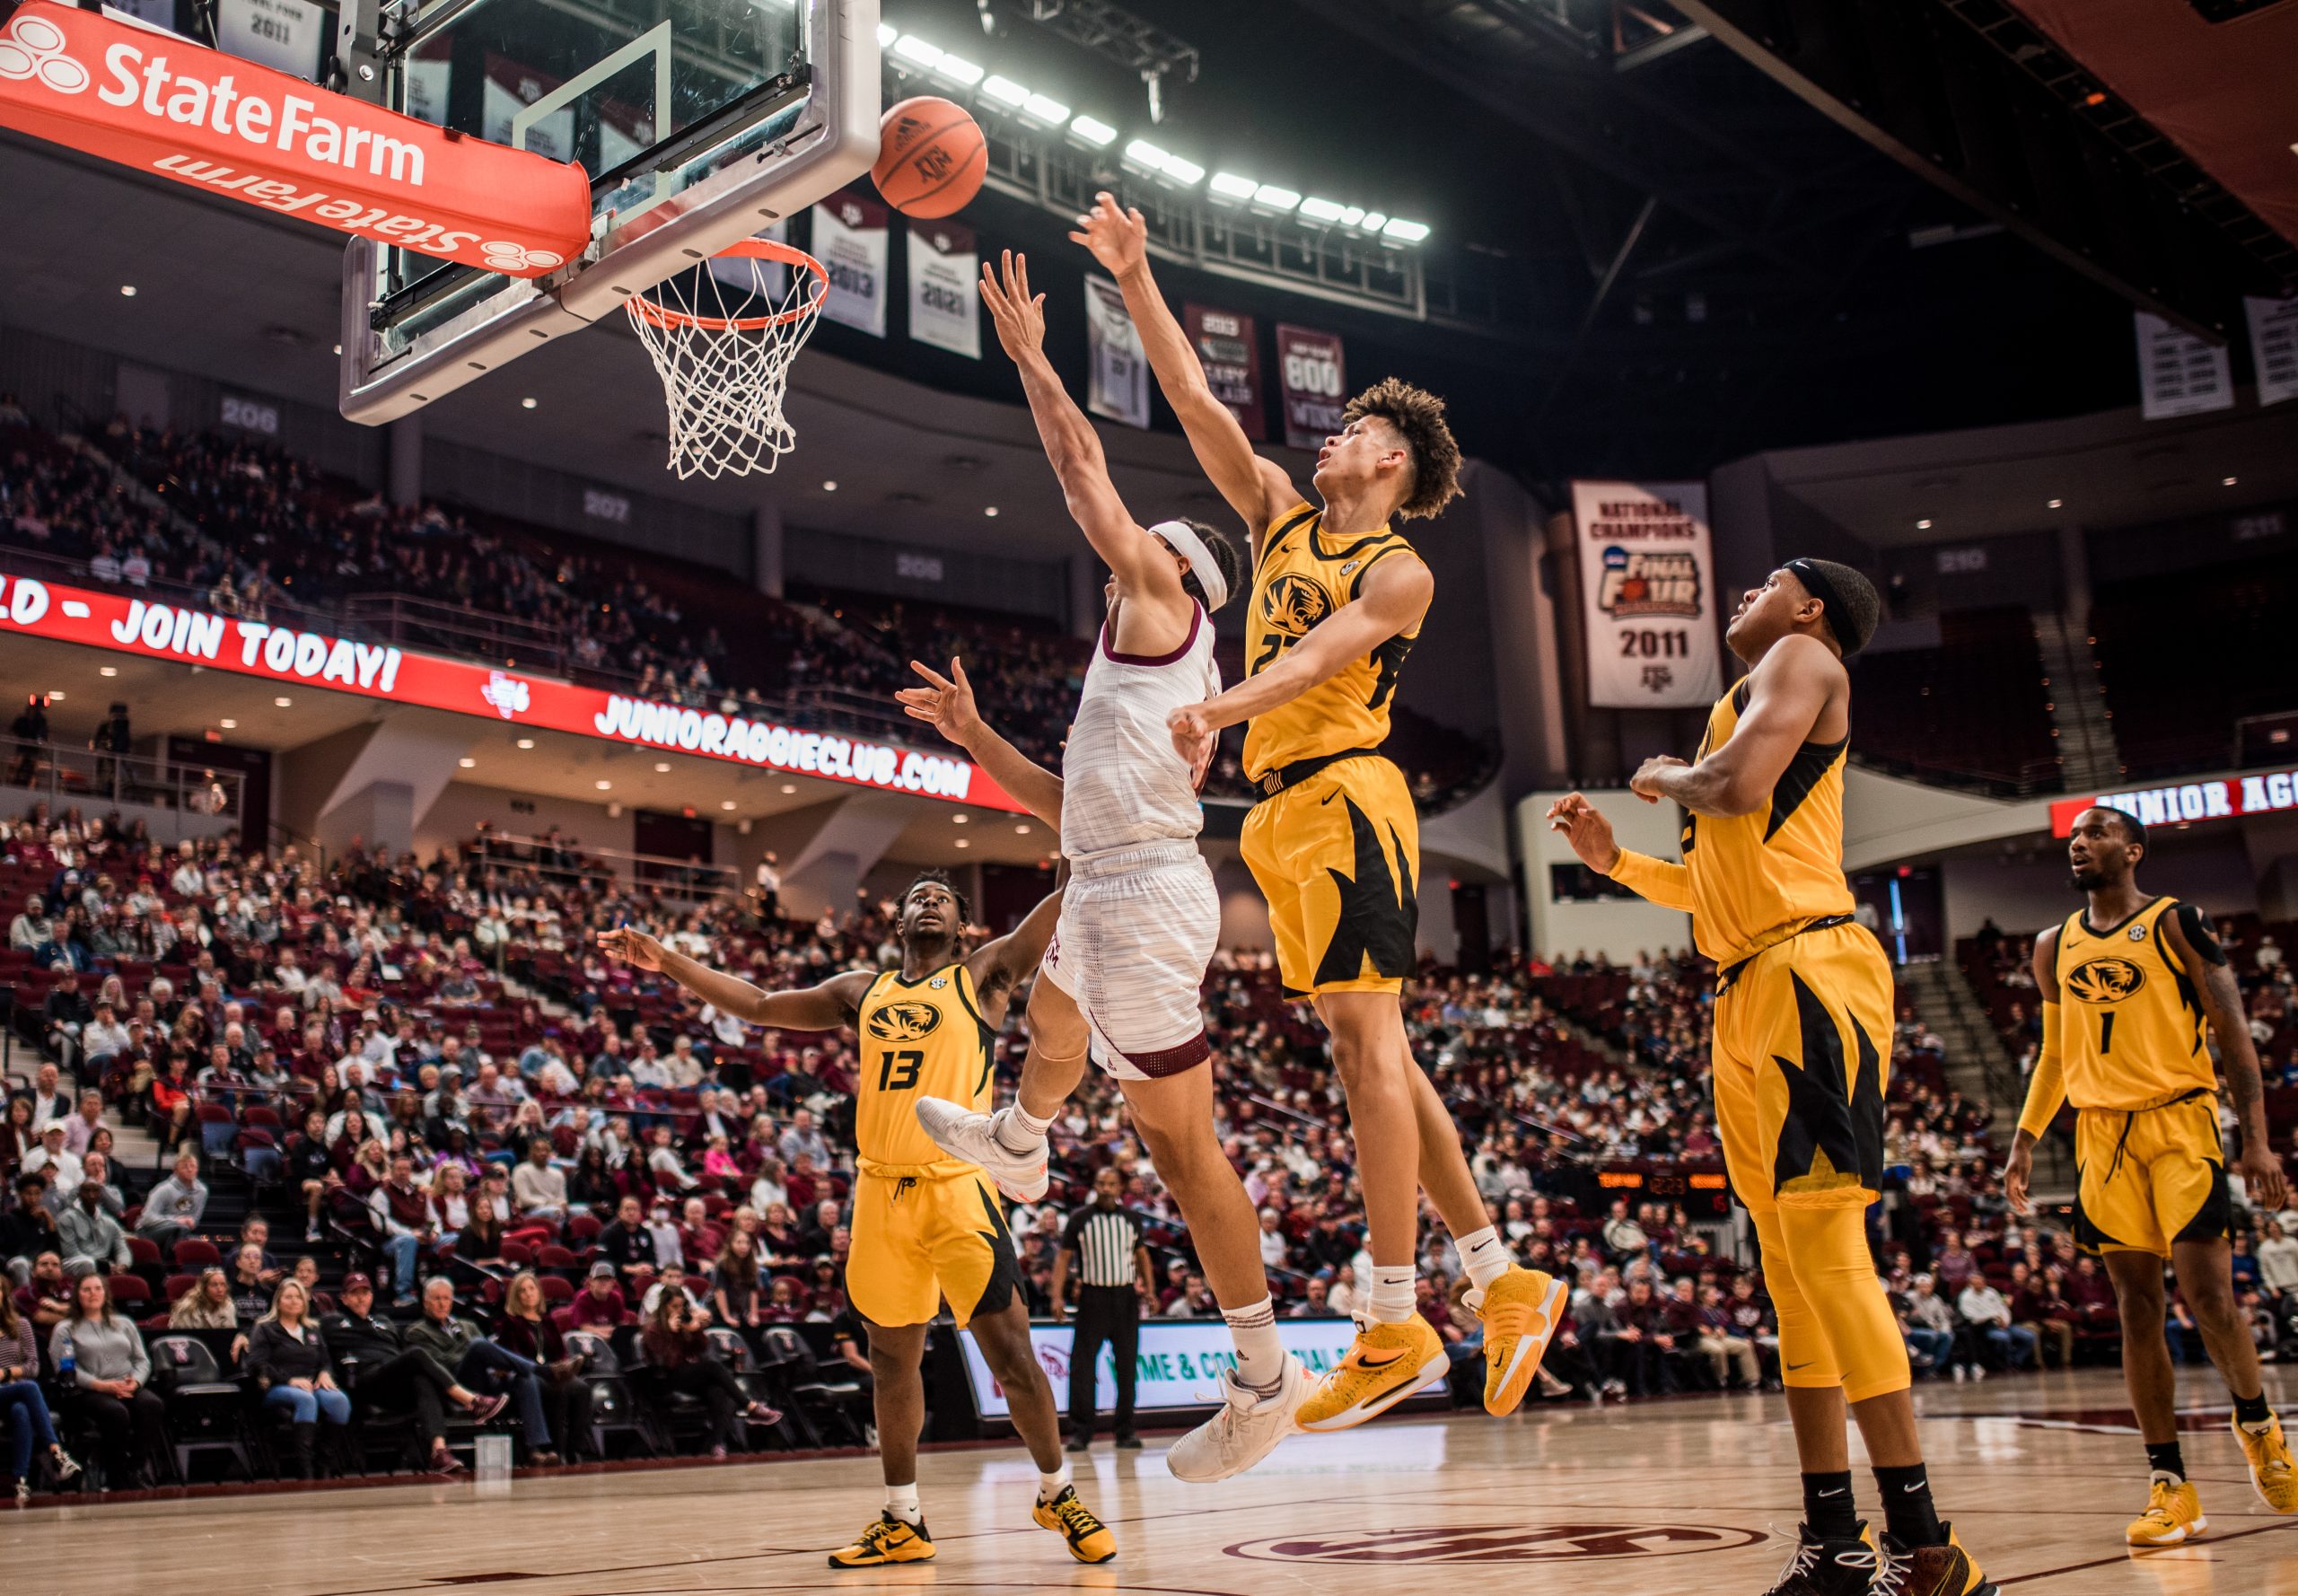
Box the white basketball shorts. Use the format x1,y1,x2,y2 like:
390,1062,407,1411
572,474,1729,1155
1037,842,1218,1081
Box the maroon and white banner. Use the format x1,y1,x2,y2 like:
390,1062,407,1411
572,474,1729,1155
2135,311,2233,420
907,218,979,358
1276,324,1346,450
2050,767,2298,837
1185,303,1265,441
1569,480,1724,709
812,189,890,338
2247,296,2298,409
0,571,1022,811
1083,273,1149,428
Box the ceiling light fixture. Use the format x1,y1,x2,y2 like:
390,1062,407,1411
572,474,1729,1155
594,779,612,791
984,505,999,517
274,696,292,707
98,666,117,677
931,53,985,87
2223,476,2240,487
1021,92,1071,127
458,757,476,768
219,718,237,730
952,813,970,824
953,837,970,849
720,800,737,811
1209,172,1258,204
981,75,1031,110
780,783,798,794
516,738,534,749
821,479,838,492
119,285,136,297
521,397,537,410
2048,498,2063,509
1916,519,1933,530
891,34,943,70
653,761,671,773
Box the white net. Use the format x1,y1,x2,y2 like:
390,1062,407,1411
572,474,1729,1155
625,243,827,480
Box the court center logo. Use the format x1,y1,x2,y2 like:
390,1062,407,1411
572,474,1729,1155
1227,1522,1767,1564
0,13,89,92
865,1001,942,1042
2066,957,2145,1004
1261,572,1332,636
1597,547,1702,619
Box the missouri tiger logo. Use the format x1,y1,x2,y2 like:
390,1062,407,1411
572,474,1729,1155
2066,957,2146,1004
865,1001,943,1041
1262,572,1332,636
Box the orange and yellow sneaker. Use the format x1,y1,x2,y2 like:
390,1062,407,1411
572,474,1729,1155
1472,1266,1566,1416
1031,1485,1117,1564
1879,1521,1996,1595
1294,1313,1447,1432
828,1513,935,1567
2235,1413,2298,1513
2125,1478,2206,1547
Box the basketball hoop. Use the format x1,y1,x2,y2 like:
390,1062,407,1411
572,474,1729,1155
625,238,829,480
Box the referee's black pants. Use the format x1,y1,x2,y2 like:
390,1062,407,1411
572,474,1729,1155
1068,1285,1139,1444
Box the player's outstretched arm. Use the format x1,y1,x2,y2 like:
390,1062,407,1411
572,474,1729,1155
1543,792,1693,913
1165,553,1431,765
895,655,1064,831
1628,634,1842,818
964,878,1066,1022
978,250,1182,606
1072,192,1297,538
2161,906,2286,1211
596,926,871,1032
2005,925,2065,1215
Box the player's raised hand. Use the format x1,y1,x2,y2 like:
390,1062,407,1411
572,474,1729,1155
978,250,1046,360
1544,793,1620,873
1069,190,1147,277
1168,702,1215,769
595,925,666,971
896,657,982,748
1628,755,1688,803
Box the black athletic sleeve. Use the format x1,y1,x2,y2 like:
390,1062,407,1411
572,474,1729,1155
2171,902,2229,967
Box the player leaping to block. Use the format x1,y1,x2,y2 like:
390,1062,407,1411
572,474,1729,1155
595,878,1115,1570
903,249,1308,1482
1069,193,1562,1428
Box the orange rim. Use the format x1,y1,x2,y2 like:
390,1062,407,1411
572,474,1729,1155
627,239,829,331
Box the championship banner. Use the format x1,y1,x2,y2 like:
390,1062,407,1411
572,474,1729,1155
0,2,589,276
1185,303,1265,440
1569,480,1724,709
1083,273,1149,428
811,190,890,338
958,1318,1445,1419
0,570,1026,812
2247,297,2298,408
2135,311,2233,420
215,0,325,83
907,218,980,358
1276,324,1346,450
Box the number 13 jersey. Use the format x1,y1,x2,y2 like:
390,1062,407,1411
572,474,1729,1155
2052,896,2212,1109
853,963,996,1175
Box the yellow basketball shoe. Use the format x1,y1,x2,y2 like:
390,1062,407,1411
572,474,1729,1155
1295,1314,1447,1432
2126,1478,2207,1547
1878,1522,1996,1596
2235,1413,2298,1513
1032,1485,1117,1564
828,1513,935,1566
1471,1266,1566,1416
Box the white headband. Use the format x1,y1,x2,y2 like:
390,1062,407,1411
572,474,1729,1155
1149,519,1228,612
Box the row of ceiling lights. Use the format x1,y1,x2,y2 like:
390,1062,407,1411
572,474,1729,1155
1909,475,2242,529
879,24,1431,245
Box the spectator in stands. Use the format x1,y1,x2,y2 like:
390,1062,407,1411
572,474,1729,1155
148,1051,196,1155
57,1175,128,1277
636,1287,776,1459
136,1149,208,1245
406,1278,557,1464
0,1286,78,1502
246,1278,350,1478
228,1245,276,1322
1958,1276,2034,1371
777,1108,830,1172
322,1273,503,1474
456,1191,508,1267
1,1097,38,1177
566,1264,629,1337
8,894,49,953
75,1153,121,1221
285,1109,340,1243
53,1273,166,1487
370,1153,435,1305
168,1267,236,1332
494,1271,590,1461
3,1174,60,1285
711,1230,766,1337
511,1138,569,1228
2009,1260,2075,1370
22,1124,79,1202
598,1194,657,1285
2259,1219,2298,1330
59,1092,103,1159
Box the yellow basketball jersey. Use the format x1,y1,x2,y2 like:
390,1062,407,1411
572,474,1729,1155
852,962,995,1176
1241,503,1426,780
2052,896,2212,1109
1680,679,1855,967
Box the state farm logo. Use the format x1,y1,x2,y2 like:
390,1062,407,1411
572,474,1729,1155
480,241,563,274
1226,1523,1767,1564
0,13,89,93
479,671,530,720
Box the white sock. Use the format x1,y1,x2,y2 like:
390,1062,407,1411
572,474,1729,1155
1221,1296,1285,1392
1452,1225,1511,1295
886,1483,922,1525
1368,1265,1416,1324
996,1104,1052,1155
1037,1461,1072,1503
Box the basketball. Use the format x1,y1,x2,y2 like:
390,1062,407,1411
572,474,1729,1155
872,96,987,219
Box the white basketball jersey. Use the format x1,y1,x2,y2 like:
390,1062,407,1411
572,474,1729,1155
1059,602,1221,860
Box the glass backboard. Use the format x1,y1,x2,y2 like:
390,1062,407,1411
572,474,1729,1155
338,0,876,424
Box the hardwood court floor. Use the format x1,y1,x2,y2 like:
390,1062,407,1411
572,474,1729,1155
14,1365,2298,1596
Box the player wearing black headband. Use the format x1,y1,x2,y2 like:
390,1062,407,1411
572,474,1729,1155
1548,560,1994,1596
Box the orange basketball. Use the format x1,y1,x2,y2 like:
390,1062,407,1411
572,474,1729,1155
873,96,987,219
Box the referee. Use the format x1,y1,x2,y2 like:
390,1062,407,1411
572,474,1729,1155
1056,1166,1153,1451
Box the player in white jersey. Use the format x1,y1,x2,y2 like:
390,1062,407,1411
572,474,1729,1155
898,253,1307,1482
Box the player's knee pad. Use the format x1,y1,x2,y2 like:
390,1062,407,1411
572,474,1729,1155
1750,1207,1840,1390
1776,1203,1910,1404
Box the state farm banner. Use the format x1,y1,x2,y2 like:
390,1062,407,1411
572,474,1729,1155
1276,324,1346,450
1185,303,1265,441
0,570,1026,813
1083,273,1149,428
907,218,980,358
1570,480,1724,709
0,3,588,276
811,190,889,338
2135,311,2233,420
2247,297,2298,408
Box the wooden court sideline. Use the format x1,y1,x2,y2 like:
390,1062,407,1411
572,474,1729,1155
12,1366,2297,1596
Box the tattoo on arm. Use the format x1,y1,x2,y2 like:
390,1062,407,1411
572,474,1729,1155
2202,961,2265,1125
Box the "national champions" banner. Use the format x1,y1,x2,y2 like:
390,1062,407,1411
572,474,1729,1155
1569,480,1724,710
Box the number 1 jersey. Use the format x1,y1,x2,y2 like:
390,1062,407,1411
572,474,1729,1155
2052,896,2213,1109
853,962,997,1175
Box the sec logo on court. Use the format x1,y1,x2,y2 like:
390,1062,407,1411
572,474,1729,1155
2066,957,2145,1004
1225,1522,1767,1563
865,1001,943,1041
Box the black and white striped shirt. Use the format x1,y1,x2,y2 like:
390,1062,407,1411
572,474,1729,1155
1062,1205,1144,1288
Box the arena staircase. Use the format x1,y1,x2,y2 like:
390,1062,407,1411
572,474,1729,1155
2031,612,2121,791
1899,959,2076,1196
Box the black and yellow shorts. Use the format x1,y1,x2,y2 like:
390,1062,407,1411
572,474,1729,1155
1711,921,1894,1215
2072,1090,2230,1258
1240,753,1419,1001
846,1168,1021,1329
